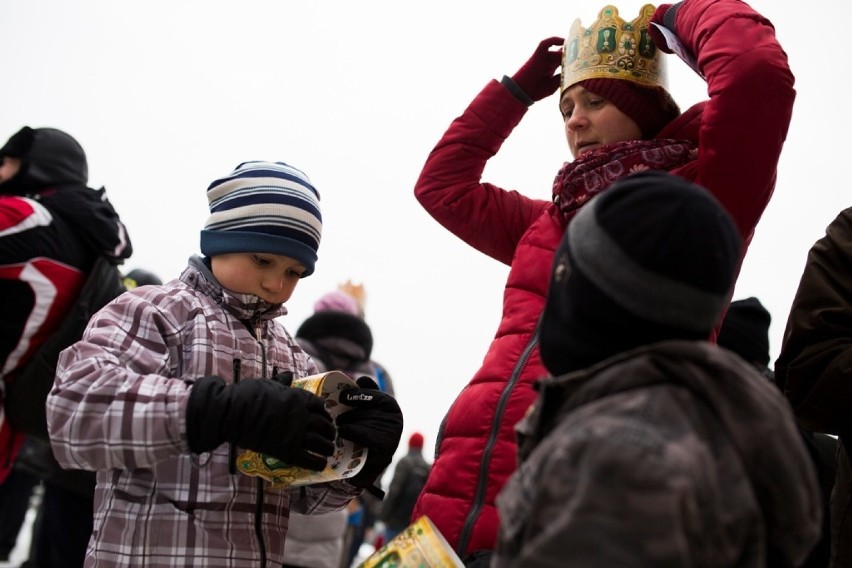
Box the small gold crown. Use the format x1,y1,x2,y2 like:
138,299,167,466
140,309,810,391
561,4,668,93
338,279,366,315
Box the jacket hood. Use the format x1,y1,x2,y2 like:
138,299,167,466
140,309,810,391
296,310,372,357
1,127,88,195
0,127,131,261
38,185,132,261
183,256,286,323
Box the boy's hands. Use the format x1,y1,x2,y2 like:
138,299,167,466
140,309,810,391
336,376,404,497
186,376,335,471
511,36,564,103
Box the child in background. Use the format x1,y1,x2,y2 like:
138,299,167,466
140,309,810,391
45,161,403,567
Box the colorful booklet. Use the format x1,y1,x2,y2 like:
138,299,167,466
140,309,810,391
236,371,368,487
358,516,464,568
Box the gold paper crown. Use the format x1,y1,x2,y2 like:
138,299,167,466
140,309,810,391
561,4,668,93
338,279,366,316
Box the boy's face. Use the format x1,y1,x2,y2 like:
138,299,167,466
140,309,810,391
211,252,305,304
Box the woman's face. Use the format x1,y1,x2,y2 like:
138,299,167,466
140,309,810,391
560,85,642,158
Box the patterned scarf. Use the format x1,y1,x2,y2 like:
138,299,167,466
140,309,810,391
552,138,698,220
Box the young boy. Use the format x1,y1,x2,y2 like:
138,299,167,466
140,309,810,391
45,161,403,567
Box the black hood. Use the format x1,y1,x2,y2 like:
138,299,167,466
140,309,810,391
0,127,88,195
0,127,131,261
297,310,373,360
38,185,133,261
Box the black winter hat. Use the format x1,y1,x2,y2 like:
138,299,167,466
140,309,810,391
296,310,373,360
123,268,163,289
0,126,35,158
540,170,743,376
0,126,88,195
717,297,771,367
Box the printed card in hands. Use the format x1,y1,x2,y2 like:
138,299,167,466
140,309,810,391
358,516,464,568
237,371,368,487
651,22,703,79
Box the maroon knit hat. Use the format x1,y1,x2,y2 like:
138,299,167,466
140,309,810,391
579,78,680,139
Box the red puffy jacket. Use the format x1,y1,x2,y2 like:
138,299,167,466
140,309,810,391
412,0,795,557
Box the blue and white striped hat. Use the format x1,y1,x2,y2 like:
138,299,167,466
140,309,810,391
200,161,322,276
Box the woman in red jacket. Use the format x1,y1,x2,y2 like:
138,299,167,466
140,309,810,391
412,1,795,563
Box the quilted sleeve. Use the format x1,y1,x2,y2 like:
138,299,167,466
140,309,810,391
46,290,189,471
667,0,795,242
414,79,551,265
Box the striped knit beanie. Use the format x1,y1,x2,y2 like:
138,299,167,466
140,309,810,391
200,161,322,276
539,170,742,376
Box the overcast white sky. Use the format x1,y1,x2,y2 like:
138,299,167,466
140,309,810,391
3,0,849,469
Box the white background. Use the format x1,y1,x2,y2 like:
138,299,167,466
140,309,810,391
2,0,847,474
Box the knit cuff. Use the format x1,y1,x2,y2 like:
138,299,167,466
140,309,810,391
663,2,681,31
500,75,534,107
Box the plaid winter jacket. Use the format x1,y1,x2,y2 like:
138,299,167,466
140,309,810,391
46,256,359,567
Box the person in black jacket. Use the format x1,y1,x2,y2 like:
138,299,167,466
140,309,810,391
0,126,132,567
379,432,430,543
717,296,837,568
773,205,852,566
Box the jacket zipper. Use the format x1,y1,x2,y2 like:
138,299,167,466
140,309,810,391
255,316,267,378
252,314,268,566
255,477,267,568
228,359,241,475
456,326,540,556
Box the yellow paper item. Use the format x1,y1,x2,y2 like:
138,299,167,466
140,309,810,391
236,371,367,487
358,516,464,568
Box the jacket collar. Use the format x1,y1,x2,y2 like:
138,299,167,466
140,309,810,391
181,255,286,323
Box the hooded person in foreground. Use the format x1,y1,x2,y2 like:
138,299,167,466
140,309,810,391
492,172,821,567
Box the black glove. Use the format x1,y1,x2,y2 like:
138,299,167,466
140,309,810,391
271,370,294,387
463,550,493,568
336,376,403,497
186,376,335,471
510,36,564,103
